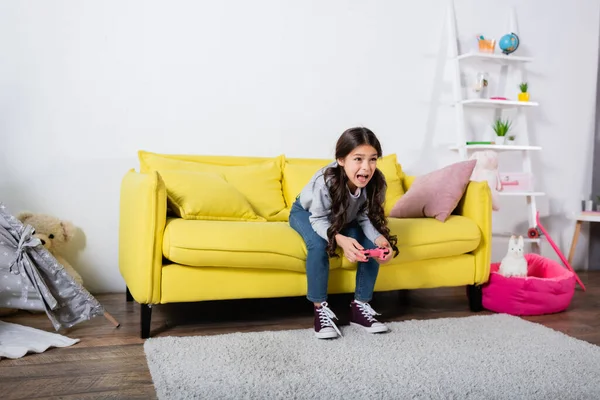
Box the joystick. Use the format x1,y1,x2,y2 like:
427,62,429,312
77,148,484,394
361,247,390,259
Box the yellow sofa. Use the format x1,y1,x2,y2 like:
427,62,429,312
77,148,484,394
119,151,492,338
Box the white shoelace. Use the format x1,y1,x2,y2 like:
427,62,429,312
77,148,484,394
355,301,381,323
318,302,342,337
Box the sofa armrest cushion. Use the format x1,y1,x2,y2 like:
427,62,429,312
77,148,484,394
454,180,493,283
119,169,166,304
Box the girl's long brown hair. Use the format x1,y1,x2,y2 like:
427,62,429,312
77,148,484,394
323,127,399,258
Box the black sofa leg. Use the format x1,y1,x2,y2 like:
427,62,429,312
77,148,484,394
466,284,483,312
141,304,152,339
126,286,133,302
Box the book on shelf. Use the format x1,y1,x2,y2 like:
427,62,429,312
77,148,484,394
581,211,600,215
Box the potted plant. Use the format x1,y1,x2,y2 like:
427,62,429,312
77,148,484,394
507,135,516,145
518,82,529,101
492,118,512,144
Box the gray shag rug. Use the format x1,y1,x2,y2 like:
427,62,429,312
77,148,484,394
143,314,600,399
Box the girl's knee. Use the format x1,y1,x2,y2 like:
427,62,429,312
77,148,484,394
307,237,328,252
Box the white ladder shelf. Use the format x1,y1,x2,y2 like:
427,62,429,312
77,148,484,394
445,0,543,253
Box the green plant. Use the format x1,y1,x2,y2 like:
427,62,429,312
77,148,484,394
519,82,528,93
492,118,512,137
508,135,516,141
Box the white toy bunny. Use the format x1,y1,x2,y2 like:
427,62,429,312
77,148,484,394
469,150,502,211
498,235,528,278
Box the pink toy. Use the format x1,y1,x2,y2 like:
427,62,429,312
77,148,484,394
362,247,390,259
468,150,502,211
482,253,576,316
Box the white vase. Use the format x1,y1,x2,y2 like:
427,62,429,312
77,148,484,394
495,136,505,145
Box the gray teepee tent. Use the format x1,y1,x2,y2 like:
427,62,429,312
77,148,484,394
0,202,117,331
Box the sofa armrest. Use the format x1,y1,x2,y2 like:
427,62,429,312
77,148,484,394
119,169,167,304
454,181,493,284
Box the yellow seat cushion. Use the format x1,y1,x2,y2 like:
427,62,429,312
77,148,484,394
139,151,287,221
341,215,481,268
162,218,343,273
158,170,265,222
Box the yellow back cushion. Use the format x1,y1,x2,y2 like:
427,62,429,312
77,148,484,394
282,158,332,206
377,154,406,215
158,170,265,222
138,151,405,220
282,154,405,215
139,151,286,220
140,151,278,167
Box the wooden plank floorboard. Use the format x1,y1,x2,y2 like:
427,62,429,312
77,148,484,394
1,372,153,400
1,271,598,399
30,388,156,400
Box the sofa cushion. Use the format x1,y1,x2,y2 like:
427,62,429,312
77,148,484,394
341,215,481,269
158,170,266,222
163,214,480,273
377,154,406,215
389,160,477,222
282,154,406,215
138,151,287,221
162,218,343,273
282,159,331,207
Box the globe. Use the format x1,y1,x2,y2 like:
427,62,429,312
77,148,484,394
499,32,519,55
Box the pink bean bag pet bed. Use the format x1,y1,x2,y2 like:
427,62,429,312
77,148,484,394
482,253,576,316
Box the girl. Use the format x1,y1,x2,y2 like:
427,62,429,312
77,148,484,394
289,127,399,339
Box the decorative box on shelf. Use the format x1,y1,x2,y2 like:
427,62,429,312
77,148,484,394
499,172,534,192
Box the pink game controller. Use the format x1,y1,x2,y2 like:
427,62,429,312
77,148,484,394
361,247,390,259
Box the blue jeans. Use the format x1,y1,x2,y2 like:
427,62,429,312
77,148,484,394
289,198,380,303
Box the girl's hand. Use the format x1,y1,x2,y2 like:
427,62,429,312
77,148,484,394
374,235,394,263
335,234,367,263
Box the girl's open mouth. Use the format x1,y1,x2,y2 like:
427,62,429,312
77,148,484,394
356,174,369,184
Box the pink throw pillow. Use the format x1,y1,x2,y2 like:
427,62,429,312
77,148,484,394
389,160,477,222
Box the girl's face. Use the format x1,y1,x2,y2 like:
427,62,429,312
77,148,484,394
338,144,379,192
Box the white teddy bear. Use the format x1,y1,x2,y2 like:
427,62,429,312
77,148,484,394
469,150,502,211
498,235,528,277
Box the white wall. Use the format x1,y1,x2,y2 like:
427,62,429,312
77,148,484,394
0,0,598,293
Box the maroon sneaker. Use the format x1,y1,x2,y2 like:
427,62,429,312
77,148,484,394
314,302,342,339
350,300,389,333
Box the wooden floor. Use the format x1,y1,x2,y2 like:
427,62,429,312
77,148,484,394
1,271,598,400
